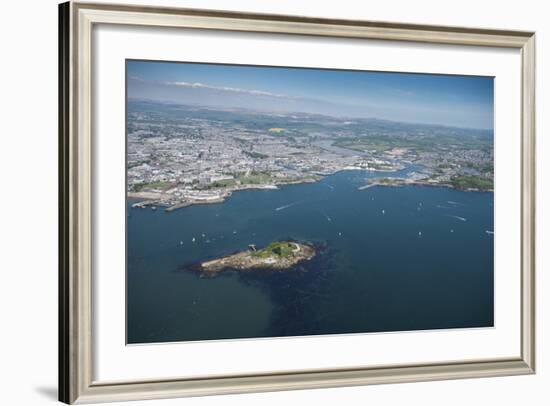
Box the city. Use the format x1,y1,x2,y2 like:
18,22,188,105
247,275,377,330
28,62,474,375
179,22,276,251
127,100,493,211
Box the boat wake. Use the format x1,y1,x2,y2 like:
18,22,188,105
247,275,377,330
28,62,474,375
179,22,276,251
275,200,303,211
319,211,332,222
446,215,467,222
358,183,376,190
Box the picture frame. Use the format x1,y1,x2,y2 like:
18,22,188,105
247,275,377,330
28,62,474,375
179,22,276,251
59,1,536,404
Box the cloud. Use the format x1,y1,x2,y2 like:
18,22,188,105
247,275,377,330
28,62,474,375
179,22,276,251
159,80,292,99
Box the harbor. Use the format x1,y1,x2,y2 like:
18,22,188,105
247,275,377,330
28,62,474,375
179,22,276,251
128,170,494,343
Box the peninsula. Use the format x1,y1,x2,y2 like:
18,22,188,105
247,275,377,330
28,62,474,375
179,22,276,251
197,241,316,276
358,174,494,192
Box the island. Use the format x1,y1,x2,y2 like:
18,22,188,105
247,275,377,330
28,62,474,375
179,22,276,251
196,241,316,276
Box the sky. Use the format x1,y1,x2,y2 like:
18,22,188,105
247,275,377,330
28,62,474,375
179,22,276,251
127,60,494,130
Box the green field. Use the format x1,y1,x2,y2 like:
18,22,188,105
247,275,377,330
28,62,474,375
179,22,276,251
133,181,173,192
333,133,492,154
210,178,237,188
237,171,273,185
450,175,493,191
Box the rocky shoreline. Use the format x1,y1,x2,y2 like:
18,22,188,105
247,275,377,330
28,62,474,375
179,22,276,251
130,167,493,213
190,241,316,277
358,177,493,193
128,168,395,212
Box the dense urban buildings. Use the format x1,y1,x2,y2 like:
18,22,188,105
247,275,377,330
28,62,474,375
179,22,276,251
127,100,493,211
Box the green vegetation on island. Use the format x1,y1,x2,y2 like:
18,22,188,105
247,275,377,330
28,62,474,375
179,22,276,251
251,241,298,258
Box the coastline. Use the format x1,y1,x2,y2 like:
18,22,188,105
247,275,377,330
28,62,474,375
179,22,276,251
129,166,492,212
358,178,494,193
129,183,282,211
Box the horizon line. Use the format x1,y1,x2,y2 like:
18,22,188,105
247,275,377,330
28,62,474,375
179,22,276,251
127,97,495,133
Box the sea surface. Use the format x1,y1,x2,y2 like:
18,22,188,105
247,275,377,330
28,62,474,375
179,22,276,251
127,168,494,344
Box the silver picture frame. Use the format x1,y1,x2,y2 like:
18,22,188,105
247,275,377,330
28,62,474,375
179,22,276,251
59,1,536,403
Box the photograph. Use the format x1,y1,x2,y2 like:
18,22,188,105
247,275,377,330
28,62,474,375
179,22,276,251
126,60,495,344
52,1,538,403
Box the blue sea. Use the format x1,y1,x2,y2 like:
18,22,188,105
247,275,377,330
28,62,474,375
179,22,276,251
127,169,494,343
